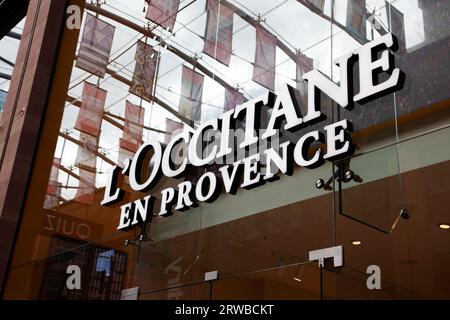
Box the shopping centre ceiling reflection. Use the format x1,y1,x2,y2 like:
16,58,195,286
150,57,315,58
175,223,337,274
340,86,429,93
38,0,431,209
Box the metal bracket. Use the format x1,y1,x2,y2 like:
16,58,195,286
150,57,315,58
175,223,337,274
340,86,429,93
309,245,344,268
204,270,219,282
315,159,363,191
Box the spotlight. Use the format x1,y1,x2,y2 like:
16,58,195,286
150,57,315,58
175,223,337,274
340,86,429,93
315,179,325,189
293,277,302,282
439,224,450,230
400,209,410,220
344,170,354,182
351,240,362,246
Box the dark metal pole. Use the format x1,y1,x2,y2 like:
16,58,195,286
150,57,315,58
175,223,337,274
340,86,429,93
6,31,21,40
0,72,11,80
0,56,14,67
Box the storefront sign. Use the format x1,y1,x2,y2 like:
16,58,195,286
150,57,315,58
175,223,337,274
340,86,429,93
101,33,404,231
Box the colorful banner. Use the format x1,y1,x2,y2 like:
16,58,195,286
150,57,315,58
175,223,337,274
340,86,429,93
307,0,325,12
295,50,314,107
179,66,204,123
165,118,183,144
74,168,96,205
44,183,62,209
146,0,181,31
44,158,62,209
203,0,234,66
118,148,134,170
75,132,98,172
224,88,246,112
346,0,367,43
120,101,145,153
47,158,61,196
386,1,406,54
76,13,115,78
130,41,158,101
253,25,277,91
75,82,106,137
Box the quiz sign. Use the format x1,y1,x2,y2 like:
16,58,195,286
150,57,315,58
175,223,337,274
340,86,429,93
101,34,404,231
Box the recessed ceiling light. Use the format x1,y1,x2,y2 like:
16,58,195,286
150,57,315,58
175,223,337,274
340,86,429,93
351,240,362,246
293,277,302,282
439,224,450,230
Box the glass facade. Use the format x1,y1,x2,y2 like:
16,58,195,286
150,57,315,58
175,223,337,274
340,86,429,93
2,0,450,300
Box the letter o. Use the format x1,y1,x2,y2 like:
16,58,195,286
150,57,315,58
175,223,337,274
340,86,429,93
162,130,190,178
129,140,162,191
195,172,218,202
76,224,91,239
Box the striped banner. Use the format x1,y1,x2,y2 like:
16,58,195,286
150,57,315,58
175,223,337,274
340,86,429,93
46,158,61,196
74,168,96,205
224,88,246,112
295,50,313,107
120,101,145,153
307,0,325,12
44,182,62,209
75,82,106,137
203,0,234,66
165,118,183,144
44,158,62,209
146,0,181,31
179,66,204,123
253,25,277,91
118,148,134,170
386,1,406,54
130,41,158,101
75,132,98,172
76,13,115,78
346,0,367,43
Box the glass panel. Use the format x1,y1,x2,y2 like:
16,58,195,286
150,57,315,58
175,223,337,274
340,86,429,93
330,128,450,299
393,0,450,142
212,261,321,300
322,266,417,299
139,282,211,300
5,238,133,300
331,1,404,233
335,146,403,233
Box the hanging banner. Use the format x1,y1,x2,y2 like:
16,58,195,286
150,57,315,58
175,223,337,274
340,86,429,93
165,118,183,144
346,0,367,43
253,25,277,91
130,41,158,101
120,101,145,153
118,148,134,169
224,88,246,112
386,1,406,54
75,82,106,137
146,0,181,31
74,168,96,205
44,182,62,210
295,50,314,107
47,158,61,196
44,158,62,209
75,132,98,172
307,0,325,12
203,0,233,66
76,13,115,78
179,66,204,123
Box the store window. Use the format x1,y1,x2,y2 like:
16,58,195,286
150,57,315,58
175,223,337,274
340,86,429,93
3,0,449,300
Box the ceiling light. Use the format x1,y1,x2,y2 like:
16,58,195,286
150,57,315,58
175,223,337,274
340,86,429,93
439,224,450,230
293,277,302,282
351,240,362,246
